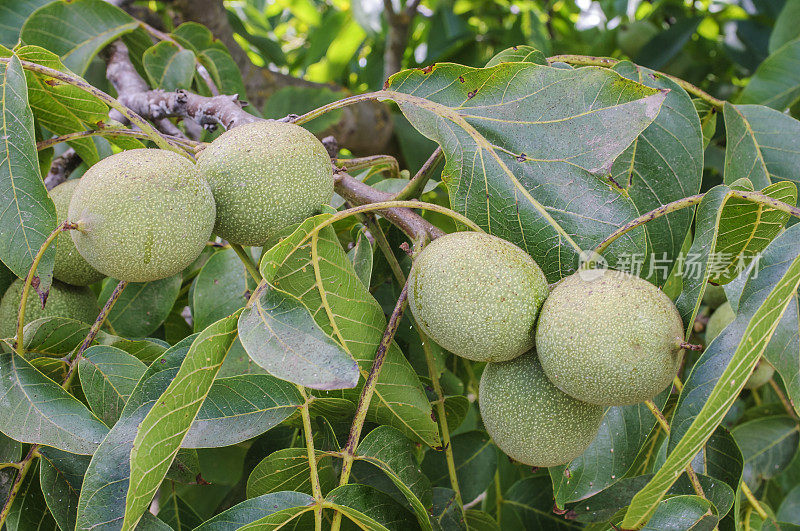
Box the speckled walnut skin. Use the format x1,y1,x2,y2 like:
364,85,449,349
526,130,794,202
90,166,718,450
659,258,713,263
536,268,685,407
407,232,549,363
479,351,605,467
50,180,105,287
69,149,216,283
196,121,334,246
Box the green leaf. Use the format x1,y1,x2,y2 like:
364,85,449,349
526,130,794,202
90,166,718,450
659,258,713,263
0,54,57,288
464,510,500,530
723,104,800,189
431,487,465,530
0,352,108,453
39,446,91,531
485,45,547,67
347,228,373,288
622,223,800,527
143,41,196,91
123,313,240,530
385,62,666,282
354,425,433,531
422,430,496,505
237,506,316,530
500,476,580,530
609,61,704,285
192,247,250,332
19,316,166,363
731,416,800,488
325,484,418,531
262,86,343,134
0,431,21,502
193,492,315,531
739,38,800,111
770,0,800,53
183,374,303,448
100,275,182,338
239,280,360,391
642,495,717,530
0,0,52,47
246,447,337,497
634,16,703,70
158,485,204,530
709,181,796,284
551,390,668,506
78,345,147,426
199,48,247,97
778,484,800,525
257,215,439,446
77,335,195,530
21,0,138,75
6,465,58,531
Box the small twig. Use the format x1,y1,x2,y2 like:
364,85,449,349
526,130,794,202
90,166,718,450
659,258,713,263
15,222,72,356
769,379,798,420
731,190,800,220
679,341,703,351
61,280,129,390
297,386,324,531
37,129,200,153
394,147,443,200
333,155,401,179
231,244,262,283
593,195,704,257
547,54,725,110
644,400,706,500
0,446,39,527
741,480,769,520
331,282,409,531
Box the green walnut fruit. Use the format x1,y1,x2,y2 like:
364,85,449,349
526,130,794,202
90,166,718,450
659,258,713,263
0,279,99,338
536,268,684,406
705,302,773,389
479,351,604,467
706,301,734,343
69,149,215,283
407,232,549,362
703,284,727,310
617,20,659,57
50,180,105,287
196,121,334,246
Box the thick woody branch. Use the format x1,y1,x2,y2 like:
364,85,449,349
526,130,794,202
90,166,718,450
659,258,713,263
45,148,81,190
105,42,258,130
382,0,421,81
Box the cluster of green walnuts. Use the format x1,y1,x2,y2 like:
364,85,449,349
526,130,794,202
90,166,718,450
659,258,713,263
407,232,686,467
0,121,333,337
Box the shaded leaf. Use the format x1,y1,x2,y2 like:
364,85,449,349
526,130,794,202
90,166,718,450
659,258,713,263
6,466,58,531
422,430,496,505
0,0,52,47
731,415,800,488
39,446,90,531
770,0,800,53
100,275,182,338
326,483,418,531
642,495,717,530
0,352,108,453
143,41,195,91
183,374,303,448
238,281,360,391
347,228,373,288
246,448,336,497
123,313,240,529
192,492,315,530
78,345,147,426
739,39,800,110
192,247,250,332
500,476,579,530
0,54,57,288
431,487,465,531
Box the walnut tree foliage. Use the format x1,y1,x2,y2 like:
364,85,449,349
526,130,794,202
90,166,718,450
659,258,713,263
1,0,800,530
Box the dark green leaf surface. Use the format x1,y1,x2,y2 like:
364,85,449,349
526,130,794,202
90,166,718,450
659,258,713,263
770,2,800,53
355,425,433,530
422,430,495,505
193,491,315,531
385,62,666,282
641,495,717,530
100,275,182,338
0,0,52,47
739,39,800,110
124,313,240,529
731,416,800,488
723,104,800,189
0,352,108,453
500,476,579,530
431,487,465,531
76,336,194,530
78,345,147,426
6,466,58,531
39,446,91,531
192,247,250,332
0,54,57,288
143,41,195,91
21,0,138,75
347,228,373,288
552,391,667,506
246,448,337,497
325,483,418,531
183,374,302,448
238,281,360,391
257,215,438,446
